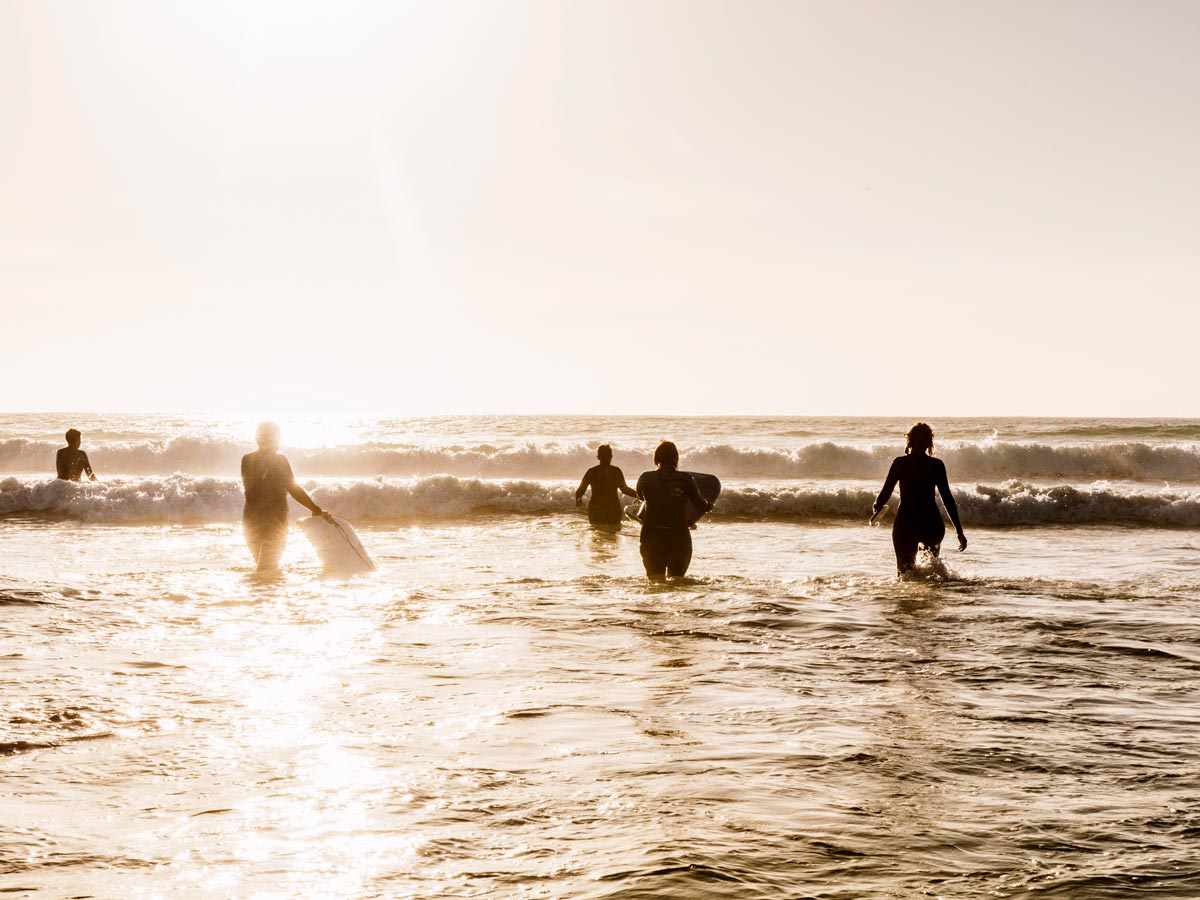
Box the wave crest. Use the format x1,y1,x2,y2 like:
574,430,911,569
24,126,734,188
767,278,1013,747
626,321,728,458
3,437,1200,482
3,476,1200,527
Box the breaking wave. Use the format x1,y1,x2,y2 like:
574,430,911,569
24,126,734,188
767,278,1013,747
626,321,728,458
3,476,1200,527
3,437,1200,482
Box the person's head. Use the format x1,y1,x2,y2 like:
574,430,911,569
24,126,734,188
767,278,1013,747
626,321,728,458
255,421,281,453
65,428,81,449
653,440,679,470
905,422,934,456
596,444,613,464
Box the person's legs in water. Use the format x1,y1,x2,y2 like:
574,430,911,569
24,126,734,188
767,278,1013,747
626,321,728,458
588,503,623,528
245,521,287,572
893,511,946,574
918,513,947,563
891,523,919,574
664,530,693,577
640,530,669,580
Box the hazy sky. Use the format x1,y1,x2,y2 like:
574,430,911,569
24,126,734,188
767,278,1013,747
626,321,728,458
3,1,1198,416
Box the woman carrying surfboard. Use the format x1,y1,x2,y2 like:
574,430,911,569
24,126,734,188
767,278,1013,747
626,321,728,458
241,421,331,573
635,441,713,580
872,422,967,575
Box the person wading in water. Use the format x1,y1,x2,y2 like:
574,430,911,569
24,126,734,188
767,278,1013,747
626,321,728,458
56,429,96,481
241,422,331,573
635,441,713,580
575,444,638,527
872,422,966,575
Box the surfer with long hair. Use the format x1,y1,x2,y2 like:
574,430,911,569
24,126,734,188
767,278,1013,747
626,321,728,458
872,422,967,574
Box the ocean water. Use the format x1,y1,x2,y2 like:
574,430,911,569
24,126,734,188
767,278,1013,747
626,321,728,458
2,414,1199,899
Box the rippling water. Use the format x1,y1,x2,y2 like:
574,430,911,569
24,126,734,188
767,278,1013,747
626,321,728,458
3,416,1200,898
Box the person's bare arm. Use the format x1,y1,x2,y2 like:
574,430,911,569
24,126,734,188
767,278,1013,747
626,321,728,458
81,451,96,481
282,458,328,517
617,468,638,498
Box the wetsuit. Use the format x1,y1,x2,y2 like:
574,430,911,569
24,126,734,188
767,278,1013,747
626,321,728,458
576,463,632,526
56,447,94,481
635,468,711,578
874,454,963,573
241,451,309,571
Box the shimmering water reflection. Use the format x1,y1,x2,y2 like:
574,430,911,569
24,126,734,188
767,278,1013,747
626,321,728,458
2,519,1199,898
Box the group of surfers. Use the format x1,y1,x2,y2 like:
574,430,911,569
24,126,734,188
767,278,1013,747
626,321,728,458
55,421,967,580
572,422,967,578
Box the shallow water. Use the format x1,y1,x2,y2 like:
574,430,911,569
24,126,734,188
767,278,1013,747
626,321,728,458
3,416,1200,898
4,517,1200,899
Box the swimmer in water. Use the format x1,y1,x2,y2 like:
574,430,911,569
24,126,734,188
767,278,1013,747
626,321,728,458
872,422,966,575
56,429,96,481
636,441,713,580
575,444,638,527
241,422,331,573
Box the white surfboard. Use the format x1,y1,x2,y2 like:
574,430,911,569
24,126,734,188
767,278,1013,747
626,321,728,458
298,516,377,573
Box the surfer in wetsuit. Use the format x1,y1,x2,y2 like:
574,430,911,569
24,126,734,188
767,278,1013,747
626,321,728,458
56,429,96,481
636,441,713,580
872,422,967,575
575,444,638,526
241,422,330,573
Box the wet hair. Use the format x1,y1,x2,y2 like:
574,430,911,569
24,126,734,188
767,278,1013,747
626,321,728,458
905,422,934,455
596,444,613,461
65,428,81,446
653,440,679,468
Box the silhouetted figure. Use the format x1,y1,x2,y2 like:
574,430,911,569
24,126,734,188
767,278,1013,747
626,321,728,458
872,422,966,574
575,444,638,526
241,422,330,573
56,429,96,482
636,441,713,580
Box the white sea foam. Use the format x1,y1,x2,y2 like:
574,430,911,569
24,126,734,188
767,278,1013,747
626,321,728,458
0,476,574,523
721,481,1200,527
4,437,1200,482
3,475,1200,527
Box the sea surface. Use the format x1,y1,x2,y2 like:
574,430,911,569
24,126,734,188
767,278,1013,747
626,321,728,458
2,414,1199,899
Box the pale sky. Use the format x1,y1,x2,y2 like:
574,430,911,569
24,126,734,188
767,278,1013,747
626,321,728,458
2,1,1198,416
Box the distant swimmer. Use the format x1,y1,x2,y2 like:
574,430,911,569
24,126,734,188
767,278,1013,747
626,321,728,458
56,429,96,482
575,444,638,526
636,441,713,580
872,422,966,575
241,422,331,573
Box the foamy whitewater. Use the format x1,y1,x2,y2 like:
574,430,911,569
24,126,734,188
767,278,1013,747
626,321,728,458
3,414,1198,898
